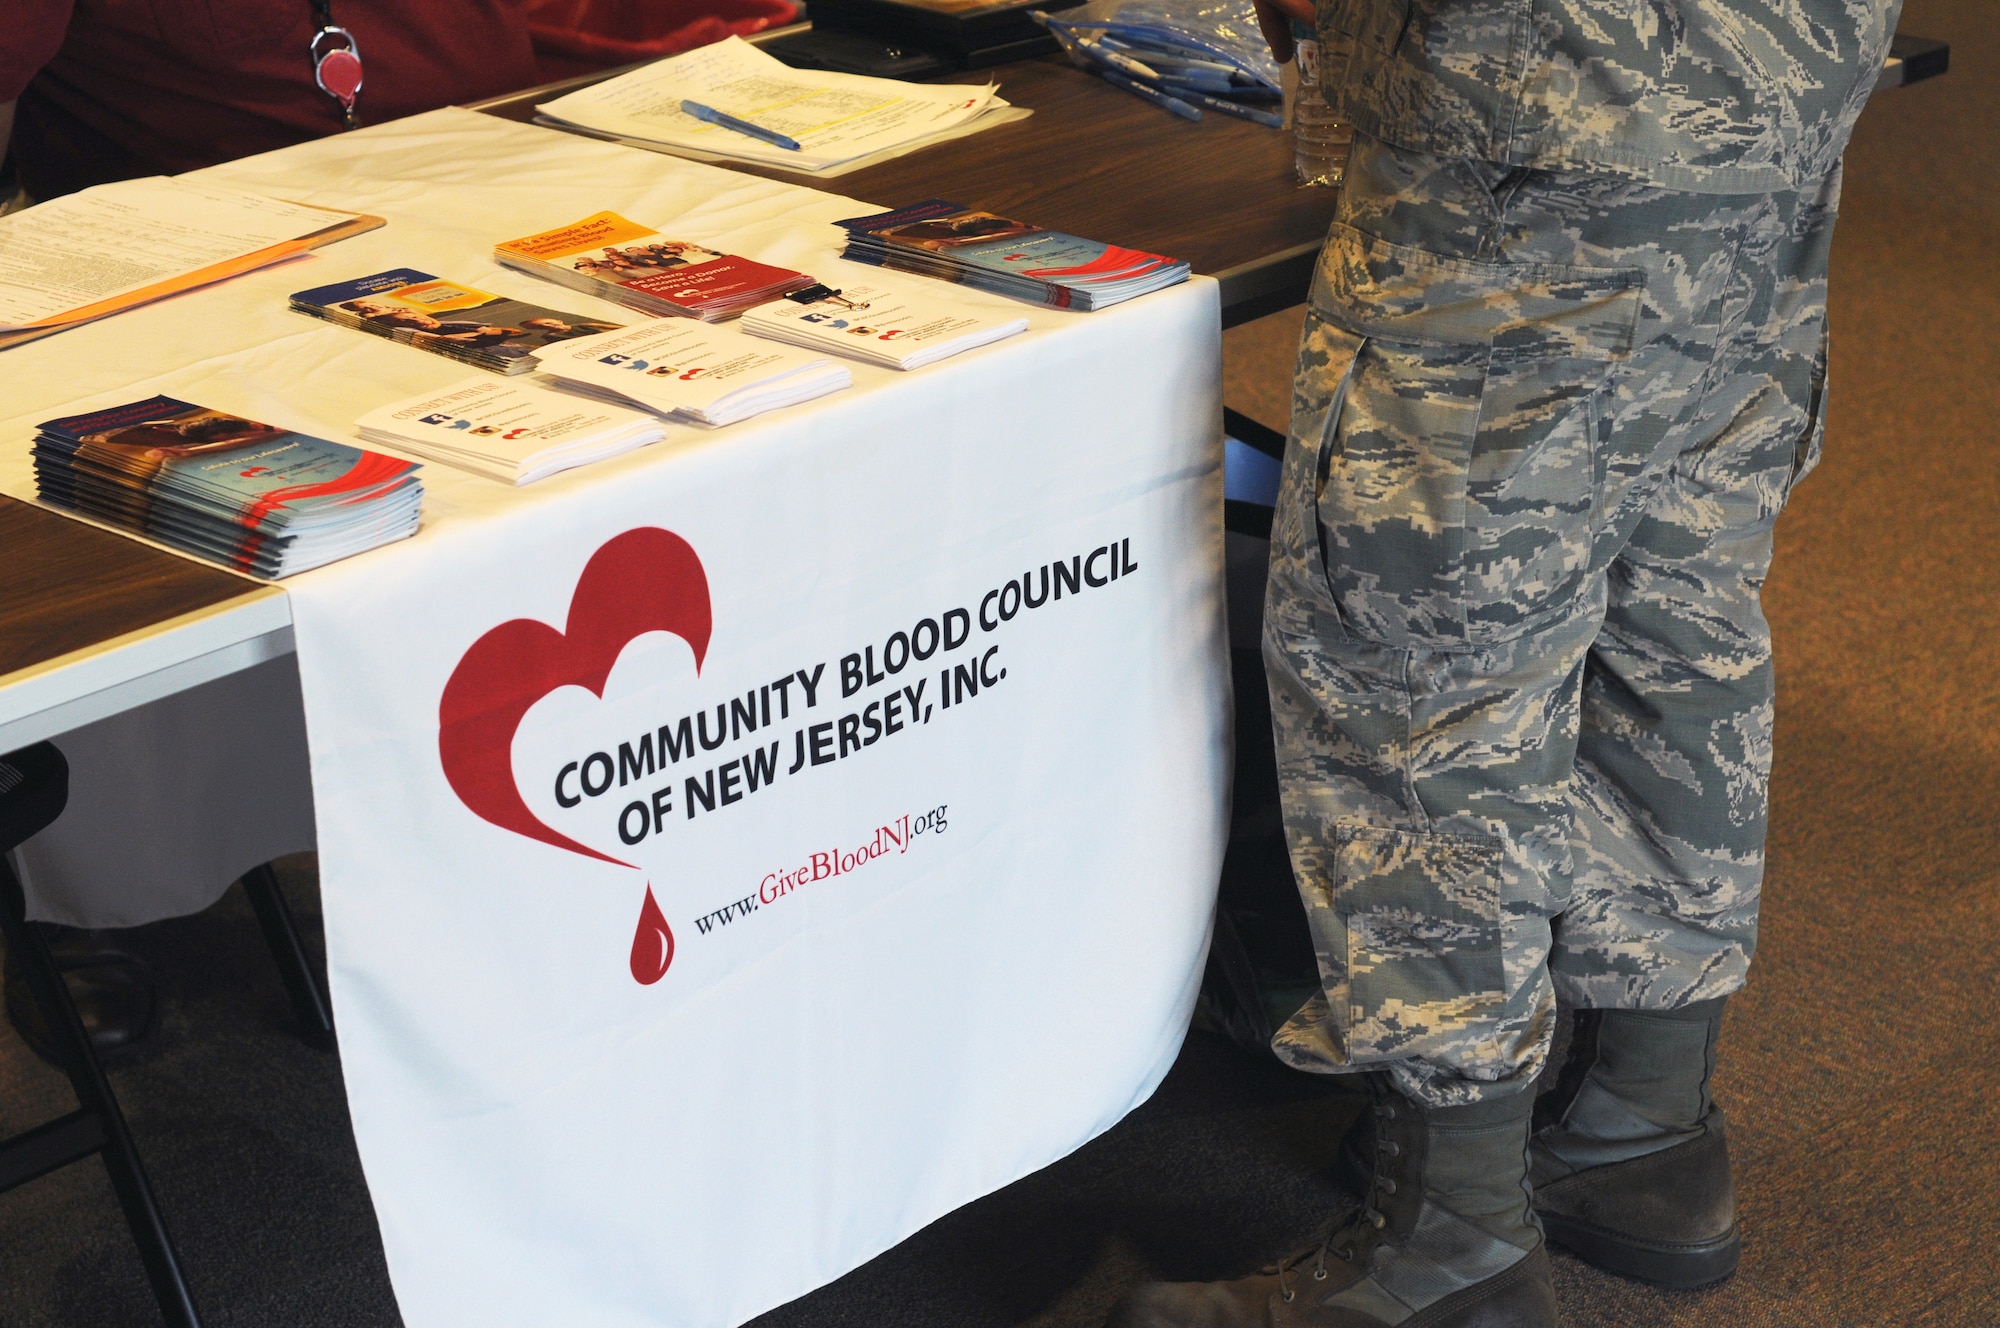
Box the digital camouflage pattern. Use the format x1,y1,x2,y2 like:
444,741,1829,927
1264,135,1844,1107
1315,0,1902,193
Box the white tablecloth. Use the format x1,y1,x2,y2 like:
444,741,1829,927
6,656,315,928
0,108,1227,1327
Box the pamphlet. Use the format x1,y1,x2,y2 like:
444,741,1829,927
534,321,851,427
34,396,422,577
494,212,815,321
355,377,667,485
741,281,1027,369
290,269,623,374
836,199,1189,310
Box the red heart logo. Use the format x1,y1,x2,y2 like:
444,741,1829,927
437,528,712,867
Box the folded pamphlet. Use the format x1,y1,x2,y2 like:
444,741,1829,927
835,199,1189,310
741,281,1027,369
34,396,421,577
495,212,816,322
535,322,851,427
355,377,667,485
290,269,623,374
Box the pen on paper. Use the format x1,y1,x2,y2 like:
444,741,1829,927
679,100,802,151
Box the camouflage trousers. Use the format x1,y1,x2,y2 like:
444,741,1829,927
1264,135,1839,1107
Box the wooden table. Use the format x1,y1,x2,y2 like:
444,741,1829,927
0,496,290,752
476,52,1339,328
475,31,1953,326
0,33,1952,751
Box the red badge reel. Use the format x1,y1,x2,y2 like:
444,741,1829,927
311,25,365,130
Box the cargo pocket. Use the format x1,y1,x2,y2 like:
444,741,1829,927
1781,332,1830,507
1308,222,1644,650
1264,311,1367,644
1326,826,1506,1063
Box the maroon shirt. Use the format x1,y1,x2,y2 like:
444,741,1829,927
2,0,542,200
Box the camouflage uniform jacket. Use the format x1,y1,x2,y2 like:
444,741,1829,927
1316,0,1903,192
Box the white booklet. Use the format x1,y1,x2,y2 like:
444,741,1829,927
534,321,852,427
535,37,1013,175
356,377,666,485
741,281,1028,370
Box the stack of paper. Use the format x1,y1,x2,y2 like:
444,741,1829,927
535,322,851,427
534,37,1017,176
291,269,624,374
495,212,816,321
837,199,1189,310
35,396,421,577
742,281,1028,369
356,377,666,485
0,178,379,351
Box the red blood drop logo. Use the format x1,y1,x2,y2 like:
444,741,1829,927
437,527,711,986
630,885,675,985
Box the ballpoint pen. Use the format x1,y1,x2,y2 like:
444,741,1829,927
1075,36,1166,81
679,100,801,151
1169,86,1284,127
1100,70,1203,122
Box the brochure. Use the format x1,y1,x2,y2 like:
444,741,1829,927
836,199,1189,310
356,377,667,485
290,269,623,374
35,396,422,577
495,212,816,321
534,321,851,427
741,280,1027,368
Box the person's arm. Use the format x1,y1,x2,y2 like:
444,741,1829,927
0,100,22,213
1253,0,1317,63
4,0,79,208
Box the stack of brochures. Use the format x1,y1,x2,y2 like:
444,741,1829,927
290,269,623,374
836,200,1189,310
34,396,422,578
535,322,851,427
741,281,1028,369
356,377,666,486
0,178,379,352
534,37,1018,176
495,212,816,322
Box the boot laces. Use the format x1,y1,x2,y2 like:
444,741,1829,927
1274,1097,1400,1303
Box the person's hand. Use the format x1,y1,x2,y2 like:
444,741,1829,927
1253,0,1316,63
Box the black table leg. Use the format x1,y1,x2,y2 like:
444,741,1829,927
241,863,335,1050
0,858,203,1328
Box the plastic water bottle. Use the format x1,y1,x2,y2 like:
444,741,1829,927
1291,18,1352,187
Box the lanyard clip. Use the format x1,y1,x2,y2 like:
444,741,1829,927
311,26,365,130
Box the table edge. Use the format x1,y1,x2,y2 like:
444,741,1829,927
0,588,293,754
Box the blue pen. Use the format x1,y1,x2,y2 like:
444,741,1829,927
679,99,801,151
1171,87,1284,128
1100,69,1202,122
1158,70,1238,94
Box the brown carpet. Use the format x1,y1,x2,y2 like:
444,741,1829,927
1,7,1992,1323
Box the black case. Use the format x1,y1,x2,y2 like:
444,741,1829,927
802,0,1086,69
